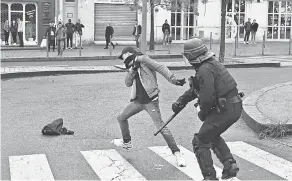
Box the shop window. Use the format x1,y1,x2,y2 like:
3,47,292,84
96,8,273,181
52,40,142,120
25,4,36,42
11,3,23,11
226,0,245,39
65,0,75,2
1,3,8,42
268,1,292,39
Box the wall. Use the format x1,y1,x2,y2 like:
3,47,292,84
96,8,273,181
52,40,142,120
77,0,95,43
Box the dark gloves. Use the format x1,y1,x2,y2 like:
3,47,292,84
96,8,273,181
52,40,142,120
174,78,186,86
198,111,206,122
172,101,186,113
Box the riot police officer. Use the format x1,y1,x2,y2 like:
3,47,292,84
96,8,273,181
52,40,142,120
172,37,243,180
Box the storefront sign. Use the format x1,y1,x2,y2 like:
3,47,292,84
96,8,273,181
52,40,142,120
42,2,51,25
94,0,126,4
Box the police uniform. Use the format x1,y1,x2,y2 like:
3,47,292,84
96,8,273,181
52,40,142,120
173,38,243,180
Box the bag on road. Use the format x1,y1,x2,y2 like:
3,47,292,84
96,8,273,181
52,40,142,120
42,118,74,136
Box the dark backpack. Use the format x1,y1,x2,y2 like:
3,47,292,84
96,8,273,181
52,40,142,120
42,118,74,135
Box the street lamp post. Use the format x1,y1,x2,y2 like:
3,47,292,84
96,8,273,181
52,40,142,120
141,0,147,54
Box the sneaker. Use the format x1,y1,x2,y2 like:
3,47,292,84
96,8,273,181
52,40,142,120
111,138,133,150
174,151,186,167
222,160,239,180
243,42,246,44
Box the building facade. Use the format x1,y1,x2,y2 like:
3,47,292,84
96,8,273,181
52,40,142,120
1,0,56,45
56,0,199,44
197,0,292,42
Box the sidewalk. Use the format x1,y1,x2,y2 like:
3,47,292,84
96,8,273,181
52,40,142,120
1,42,291,61
243,82,292,135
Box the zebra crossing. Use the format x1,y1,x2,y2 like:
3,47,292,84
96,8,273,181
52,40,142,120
8,141,292,181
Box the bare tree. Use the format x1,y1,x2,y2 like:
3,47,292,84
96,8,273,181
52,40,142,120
125,0,198,51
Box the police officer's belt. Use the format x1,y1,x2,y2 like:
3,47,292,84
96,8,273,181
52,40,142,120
226,94,242,104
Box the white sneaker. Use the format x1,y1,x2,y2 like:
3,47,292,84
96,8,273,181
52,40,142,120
244,42,246,44
111,138,133,150
174,151,186,167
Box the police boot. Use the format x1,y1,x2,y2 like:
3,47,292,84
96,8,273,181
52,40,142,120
195,149,218,180
221,159,239,180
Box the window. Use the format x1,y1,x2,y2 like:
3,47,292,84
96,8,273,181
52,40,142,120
25,4,36,41
65,0,75,2
267,1,292,39
226,0,245,39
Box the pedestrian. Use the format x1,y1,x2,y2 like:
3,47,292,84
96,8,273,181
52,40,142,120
56,23,66,56
244,18,251,44
162,19,170,45
10,20,18,45
3,20,9,45
251,19,259,44
17,17,24,47
104,23,115,49
132,20,141,48
44,22,56,52
65,19,74,49
172,37,242,180
74,19,85,49
112,46,187,167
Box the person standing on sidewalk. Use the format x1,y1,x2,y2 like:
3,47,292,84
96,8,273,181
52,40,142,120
74,19,85,49
112,47,187,167
17,17,24,47
162,19,170,45
44,22,56,52
3,20,9,45
244,18,251,44
251,19,259,44
132,20,141,48
65,19,74,49
172,37,242,180
104,23,115,49
56,23,66,56
10,20,18,45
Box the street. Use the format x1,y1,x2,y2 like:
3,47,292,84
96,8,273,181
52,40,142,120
1,67,292,180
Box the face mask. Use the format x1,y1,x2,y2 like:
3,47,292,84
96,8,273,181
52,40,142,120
124,54,136,69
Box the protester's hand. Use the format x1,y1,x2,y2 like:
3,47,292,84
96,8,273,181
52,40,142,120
174,78,186,86
172,101,185,113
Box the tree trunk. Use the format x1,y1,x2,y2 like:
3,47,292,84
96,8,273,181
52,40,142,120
219,0,226,63
149,0,155,50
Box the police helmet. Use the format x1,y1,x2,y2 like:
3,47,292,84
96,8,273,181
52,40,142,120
183,37,208,64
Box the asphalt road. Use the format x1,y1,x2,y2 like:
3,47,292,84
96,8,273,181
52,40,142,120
1,67,292,180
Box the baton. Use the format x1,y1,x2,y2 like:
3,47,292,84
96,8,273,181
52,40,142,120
154,111,179,136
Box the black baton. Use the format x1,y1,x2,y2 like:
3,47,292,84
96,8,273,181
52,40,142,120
154,112,179,136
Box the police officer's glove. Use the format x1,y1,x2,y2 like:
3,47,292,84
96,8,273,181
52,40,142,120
174,78,186,86
172,101,185,113
198,111,205,122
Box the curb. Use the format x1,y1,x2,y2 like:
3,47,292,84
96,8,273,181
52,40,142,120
242,81,292,134
0,54,183,62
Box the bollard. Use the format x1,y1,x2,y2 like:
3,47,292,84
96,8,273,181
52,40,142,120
262,31,266,56
79,35,81,56
167,36,170,54
109,36,112,56
234,36,237,57
210,32,212,50
289,33,291,55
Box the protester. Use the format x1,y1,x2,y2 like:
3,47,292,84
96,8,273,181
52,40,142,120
132,20,141,48
44,22,56,52
3,20,9,45
112,46,187,167
251,19,259,44
74,19,85,49
65,19,74,49
244,18,252,44
162,19,170,45
104,23,115,49
17,17,24,47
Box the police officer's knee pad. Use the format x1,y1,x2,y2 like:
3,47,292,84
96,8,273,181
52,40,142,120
192,134,210,152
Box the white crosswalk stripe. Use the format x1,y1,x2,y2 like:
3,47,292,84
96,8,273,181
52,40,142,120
9,154,55,181
149,145,240,181
227,141,292,180
81,149,147,181
7,141,292,180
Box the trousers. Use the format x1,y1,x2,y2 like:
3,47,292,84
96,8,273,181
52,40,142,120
117,99,180,154
192,101,242,179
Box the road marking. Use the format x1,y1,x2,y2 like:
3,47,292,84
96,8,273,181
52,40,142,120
9,154,55,180
81,149,147,181
149,145,240,181
227,141,292,180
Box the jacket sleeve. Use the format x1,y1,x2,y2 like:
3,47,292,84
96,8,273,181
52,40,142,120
162,24,165,32
125,69,137,87
197,65,215,117
137,55,177,85
177,89,197,105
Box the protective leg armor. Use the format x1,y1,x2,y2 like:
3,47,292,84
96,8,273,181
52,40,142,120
192,134,218,180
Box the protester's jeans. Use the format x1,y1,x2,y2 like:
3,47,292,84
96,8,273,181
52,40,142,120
57,40,64,55
135,35,140,48
18,32,24,46
12,32,17,43
4,30,9,44
251,31,256,43
117,99,180,154
163,30,170,45
67,33,73,48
